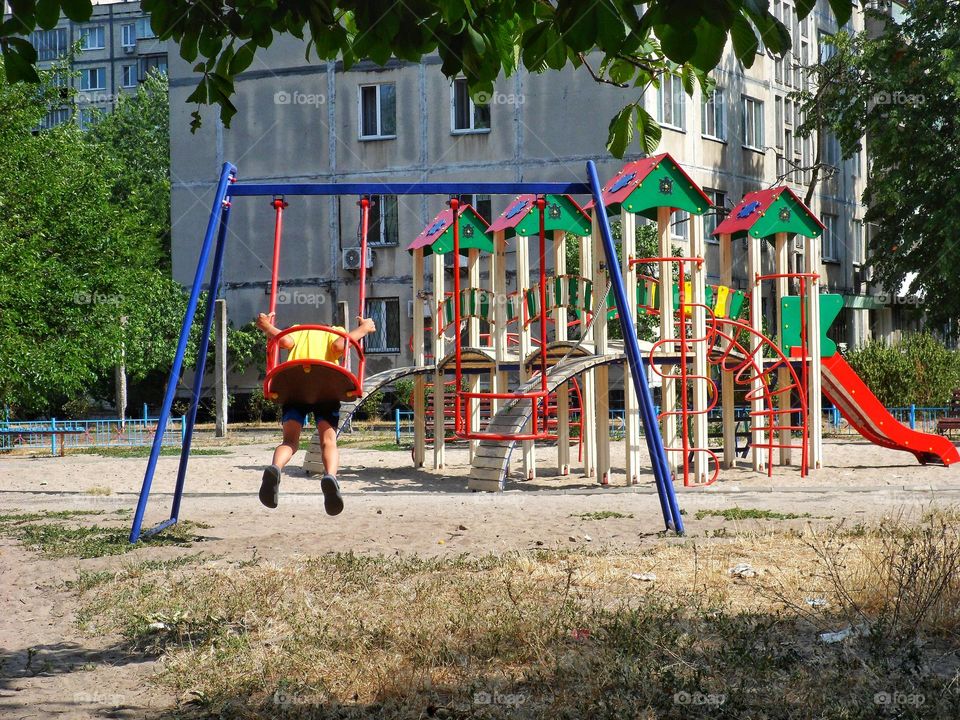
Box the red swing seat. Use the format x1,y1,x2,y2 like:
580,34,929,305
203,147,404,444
263,325,364,405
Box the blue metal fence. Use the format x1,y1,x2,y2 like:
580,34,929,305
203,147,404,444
0,414,185,454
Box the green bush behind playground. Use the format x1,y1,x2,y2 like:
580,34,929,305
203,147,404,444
846,332,960,407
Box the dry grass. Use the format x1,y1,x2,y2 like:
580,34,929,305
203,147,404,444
74,518,960,719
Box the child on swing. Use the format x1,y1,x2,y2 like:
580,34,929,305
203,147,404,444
255,312,377,515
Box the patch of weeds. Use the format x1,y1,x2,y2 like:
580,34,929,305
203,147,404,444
570,511,635,521
74,447,228,458
0,511,210,559
66,553,211,594
65,569,116,592
85,486,112,496
695,507,819,521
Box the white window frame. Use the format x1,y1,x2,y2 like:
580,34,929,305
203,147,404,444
657,73,686,131
363,297,401,353
672,210,690,242
121,64,138,88
822,213,840,262
742,95,764,151
121,23,136,48
703,189,727,244
852,219,864,266
450,78,491,134
79,67,106,91
136,18,156,39
79,25,105,51
367,195,399,247
701,87,726,142
358,83,397,141
775,96,784,151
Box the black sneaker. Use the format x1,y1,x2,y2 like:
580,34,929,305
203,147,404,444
259,465,281,509
320,474,344,516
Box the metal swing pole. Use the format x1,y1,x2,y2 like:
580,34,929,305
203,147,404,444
129,162,237,543
358,197,370,387
451,198,464,435
267,197,287,370
536,196,549,435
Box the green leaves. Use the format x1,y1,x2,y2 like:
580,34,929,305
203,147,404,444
35,0,61,30
606,102,662,158
60,0,92,23
2,38,40,83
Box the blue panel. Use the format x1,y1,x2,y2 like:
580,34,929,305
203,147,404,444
229,182,592,197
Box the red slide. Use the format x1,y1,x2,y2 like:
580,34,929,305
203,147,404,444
821,354,960,466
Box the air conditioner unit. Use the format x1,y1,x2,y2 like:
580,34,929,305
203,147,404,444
794,236,805,252
123,45,136,54
408,299,431,318
342,247,373,270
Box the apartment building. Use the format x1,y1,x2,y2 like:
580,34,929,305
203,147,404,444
167,0,898,391
4,0,167,128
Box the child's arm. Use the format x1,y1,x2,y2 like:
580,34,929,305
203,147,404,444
256,312,295,350
331,317,377,356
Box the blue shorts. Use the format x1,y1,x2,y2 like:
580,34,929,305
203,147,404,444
281,402,340,427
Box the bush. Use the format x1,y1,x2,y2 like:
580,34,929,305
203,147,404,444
60,396,93,419
847,332,960,406
247,387,279,423
355,388,385,420
393,378,415,410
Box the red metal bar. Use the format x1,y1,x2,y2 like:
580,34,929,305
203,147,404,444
263,324,364,399
358,197,370,387
268,197,288,371
451,198,464,435
536,197,549,434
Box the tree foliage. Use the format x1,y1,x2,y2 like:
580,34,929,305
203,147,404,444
846,333,960,407
0,60,185,416
798,0,960,331
2,0,854,157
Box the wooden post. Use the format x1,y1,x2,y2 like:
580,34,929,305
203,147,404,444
621,212,642,485
580,232,597,479
774,232,792,466
592,210,611,485
805,235,824,469
747,237,766,472
492,230,508,417
467,247,481,460
719,234,736,469
657,206,677,474
516,234,536,480
214,300,227,437
690,216,709,483
552,229,570,475
116,315,128,429
432,250,446,469
412,248,426,467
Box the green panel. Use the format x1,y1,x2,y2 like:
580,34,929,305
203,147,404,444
748,194,824,241
431,208,494,255
514,194,592,237
622,160,709,220
728,290,747,320
780,294,845,357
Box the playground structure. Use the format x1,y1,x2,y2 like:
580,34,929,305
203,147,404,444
130,156,959,544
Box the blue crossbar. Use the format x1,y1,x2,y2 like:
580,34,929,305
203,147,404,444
228,182,592,197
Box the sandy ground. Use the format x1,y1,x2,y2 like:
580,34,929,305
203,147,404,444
1,435,959,718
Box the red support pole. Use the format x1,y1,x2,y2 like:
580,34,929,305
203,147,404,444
450,199,463,436
358,197,370,387
537,197,548,431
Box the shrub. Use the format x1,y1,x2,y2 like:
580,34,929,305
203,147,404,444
847,332,960,406
247,387,279,423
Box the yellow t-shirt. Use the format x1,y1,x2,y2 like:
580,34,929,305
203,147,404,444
286,326,346,363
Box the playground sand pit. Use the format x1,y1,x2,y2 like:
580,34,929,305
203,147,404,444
2,436,960,718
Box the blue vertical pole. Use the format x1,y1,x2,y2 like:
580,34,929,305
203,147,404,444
586,161,683,534
169,199,232,523
130,163,236,543
395,408,401,445
51,417,57,456
143,403,148,422
909,404,916,430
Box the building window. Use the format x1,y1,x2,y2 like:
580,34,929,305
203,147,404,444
364,298,401,353
139,55,167,77
672,210,690,242
823,132,841,168
121,64,138,88
701,87,726,141
79,25,105,51
79,67,106,91
367,195,399,246
657,73,685,131
29,28,68,61
77,107,101,130
775,96,784,151
38,107,71,130
451,78,491,133
852,219,864,266
703,189,727,243
121,23,137,48
359,83,397,140
456,194,493,225
136,18,157,39
818,30,837,61
742,96,764,150
822,213,840,261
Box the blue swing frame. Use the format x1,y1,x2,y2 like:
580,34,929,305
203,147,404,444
129,160,684,543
